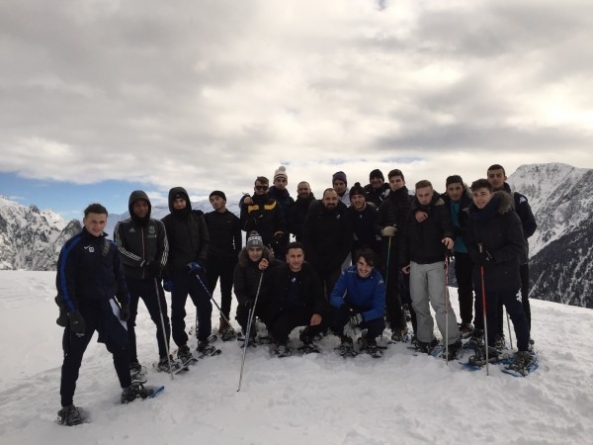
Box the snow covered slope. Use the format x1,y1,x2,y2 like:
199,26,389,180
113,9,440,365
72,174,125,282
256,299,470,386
0,196,81,271
0,271,591,444
508,163,593,308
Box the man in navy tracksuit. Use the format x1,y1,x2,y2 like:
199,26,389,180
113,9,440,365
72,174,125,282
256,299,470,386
162,187,215,360
56,203,136,426
114,191,173,372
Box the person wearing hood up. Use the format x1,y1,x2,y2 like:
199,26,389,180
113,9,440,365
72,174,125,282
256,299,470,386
114,191,178,375
162,187,216,362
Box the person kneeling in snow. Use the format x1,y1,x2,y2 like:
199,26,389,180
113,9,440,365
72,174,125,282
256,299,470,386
329,248,386,357
55,203,142,426
266,242,327,357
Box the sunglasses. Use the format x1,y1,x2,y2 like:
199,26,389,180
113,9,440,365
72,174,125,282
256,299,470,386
255,185,269,191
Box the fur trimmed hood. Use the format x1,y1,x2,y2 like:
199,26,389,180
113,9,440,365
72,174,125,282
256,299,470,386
237,245,274,267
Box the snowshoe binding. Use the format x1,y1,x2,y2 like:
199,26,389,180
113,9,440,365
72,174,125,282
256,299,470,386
503,351,538,377
335,337,358,358
57,405,84,426
197,340,222,358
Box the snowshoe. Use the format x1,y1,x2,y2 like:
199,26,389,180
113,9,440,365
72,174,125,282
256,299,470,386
494,334,507,351
467,346,510,367
465,329,485,350
273,344,292,358
220,326,237,342
297,342,321,355
389,327,410,344
441,340,462,361
130,363,147,384
335,337,358,358
416,338,439,354
358,337,384,358
197,340,222,358
153,355,186,374
121,383,165,403
177,345,198,367
503,351,538,377
57,404,84,426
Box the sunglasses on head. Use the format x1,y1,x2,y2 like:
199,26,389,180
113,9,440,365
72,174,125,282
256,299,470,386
255,185,268,191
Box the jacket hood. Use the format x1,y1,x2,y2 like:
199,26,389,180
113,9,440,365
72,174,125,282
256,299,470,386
128,190,152,225
168,187,192,215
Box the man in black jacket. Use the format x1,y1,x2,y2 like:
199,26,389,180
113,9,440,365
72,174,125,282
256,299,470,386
364,169,390,207
114,191,173,373
266,242,327,356
162,187,215,361
302,188,353,298
401,180,461,359
487,164,537,344
287,181,315,242
465,179,534,373
205,190,242,340
56,203,139,426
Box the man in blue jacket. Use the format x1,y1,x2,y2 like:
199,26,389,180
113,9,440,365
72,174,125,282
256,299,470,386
329,248,386,357
56,203,140,426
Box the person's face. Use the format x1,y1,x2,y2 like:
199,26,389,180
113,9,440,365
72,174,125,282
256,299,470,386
389,176,405,191
132,200,149,219
254,181,269,196
210,196,226,212
350,194,366,211
286,247,305,272
247,247,263,262
356,257,373,278
446,183,464,202
333,180,347,195
487,168,506,191
472,187,493,210
83,212,107,237
322,190,339,210
416,186,434,206
370,176,384,189
297,182,311,199
173,197,187,210
274,177,287,190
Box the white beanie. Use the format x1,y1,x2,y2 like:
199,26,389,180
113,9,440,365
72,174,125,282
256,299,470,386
274,166,288,182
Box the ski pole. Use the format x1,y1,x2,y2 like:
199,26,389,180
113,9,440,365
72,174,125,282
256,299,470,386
237,272,264,392
384,235,392,289
154,279,174,381
480,264,489,376
506,310,513,350
194,271,234,329
444,252,450,364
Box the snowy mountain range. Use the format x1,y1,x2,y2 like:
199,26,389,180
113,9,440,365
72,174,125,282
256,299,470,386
0,163,590,307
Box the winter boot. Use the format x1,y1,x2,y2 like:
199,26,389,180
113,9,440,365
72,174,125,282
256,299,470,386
197,339,221,357
177,344,196,364
442,339,462,361
359,336,383,358
390,326,409,343
506,351,536,376
459,323,474,339
467,329,485,350
494,334,507,351
273,343,292,358
468,345,505,366
57,404,83,426
121,383,143,404
417,338,439,354
336,336,357,357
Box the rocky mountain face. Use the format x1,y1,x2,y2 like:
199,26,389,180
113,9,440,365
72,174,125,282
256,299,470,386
0,197,81,271
508,163,593,308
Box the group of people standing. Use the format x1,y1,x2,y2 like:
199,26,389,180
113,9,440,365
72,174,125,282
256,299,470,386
54,162,537,425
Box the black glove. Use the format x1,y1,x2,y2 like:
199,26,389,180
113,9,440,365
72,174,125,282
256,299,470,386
350,313,363,327
68,310,86,334
475,250,494,265
144,261,161,277
163,280,174,292
340,302,354,315
120,305,131,322
245,299,255,309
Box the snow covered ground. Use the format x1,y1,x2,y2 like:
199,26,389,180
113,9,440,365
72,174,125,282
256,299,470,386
1,270,592,445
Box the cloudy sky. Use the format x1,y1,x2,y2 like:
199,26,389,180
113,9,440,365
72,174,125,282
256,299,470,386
1,0,592,219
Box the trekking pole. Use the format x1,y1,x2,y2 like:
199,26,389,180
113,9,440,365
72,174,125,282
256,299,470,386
384,235,393,289
194,272,234,329
444,252,450,364
477,243,490,376
506,310,513,349
154,279,174,381
237,272,264,392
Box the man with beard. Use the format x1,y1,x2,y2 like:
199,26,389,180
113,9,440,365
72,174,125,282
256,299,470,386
205,190,242,340
348,182,381,259
302,188,352,298
162,187,217,363
378,169,414,341
266,242,327,357
400,180,461,360
486,164,537,347
240,176,286,252
268,166,294,259
288,181,315,242
364,169,390,208
114,191,175,374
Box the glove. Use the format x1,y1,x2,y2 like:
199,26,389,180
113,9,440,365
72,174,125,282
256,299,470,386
381,226,397,237
163,280,174,292
120,305,131,322
245,299,255,309
68,310,86,334
144,261,161,277
186,262,203,274
349,312,363,328
475,250,494,265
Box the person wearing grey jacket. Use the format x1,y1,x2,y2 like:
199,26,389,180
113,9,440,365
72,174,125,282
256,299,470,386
114,190,172,372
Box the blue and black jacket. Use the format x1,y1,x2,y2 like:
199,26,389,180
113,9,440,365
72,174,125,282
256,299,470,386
329,266,385,323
